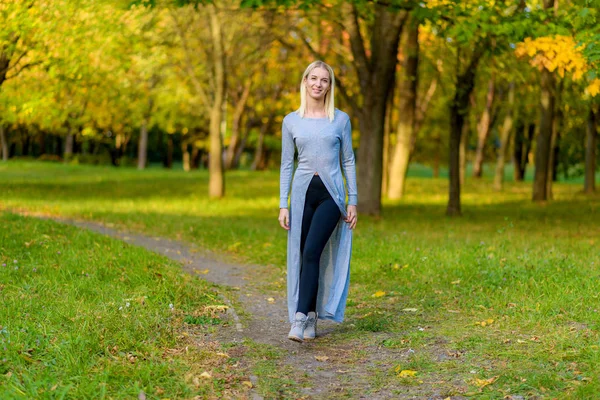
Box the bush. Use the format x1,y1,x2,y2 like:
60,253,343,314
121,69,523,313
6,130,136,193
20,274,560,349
37,154,63,162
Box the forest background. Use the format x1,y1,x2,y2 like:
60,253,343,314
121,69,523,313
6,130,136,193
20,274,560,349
1,0,599,216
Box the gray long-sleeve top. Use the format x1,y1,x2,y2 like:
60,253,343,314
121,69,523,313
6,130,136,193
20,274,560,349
279,109,358,323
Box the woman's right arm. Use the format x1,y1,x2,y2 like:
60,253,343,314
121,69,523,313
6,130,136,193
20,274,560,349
279,120,294,209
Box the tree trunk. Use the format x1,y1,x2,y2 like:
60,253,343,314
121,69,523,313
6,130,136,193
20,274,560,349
37,131,46,156
473,76,496,178
533,69,555,201
447,46,485,216
493,82,515,191
21,131,31,156
137,119,149,170
208,5,225,198
191,146,201,170
459,120,470,186
343,4,408,215
64,132,74,162
387,16,419,200
164,135,173,169
225,80,251,170
382,80,394,197
182,141,191,171
533,0,556,201
252,118,271,171
0,125,8,161
584,106,597,193
512,119,526,181
546,80,563,197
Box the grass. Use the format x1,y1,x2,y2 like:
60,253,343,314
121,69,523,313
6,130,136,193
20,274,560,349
0,212,276,398
1,160,600,398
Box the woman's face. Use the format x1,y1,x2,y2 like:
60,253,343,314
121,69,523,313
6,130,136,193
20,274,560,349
304,67,330,102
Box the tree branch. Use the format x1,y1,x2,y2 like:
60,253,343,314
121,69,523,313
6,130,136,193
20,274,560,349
343,2,371,88
169,8,211,109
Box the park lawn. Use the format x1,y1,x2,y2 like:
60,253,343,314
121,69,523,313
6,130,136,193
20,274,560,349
0,212,297,399
1,160,600,398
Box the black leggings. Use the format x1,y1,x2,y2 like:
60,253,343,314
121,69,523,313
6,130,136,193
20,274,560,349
297,174,341,315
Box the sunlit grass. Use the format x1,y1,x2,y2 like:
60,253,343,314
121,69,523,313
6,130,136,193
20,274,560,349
0,212,270,398
1,160,599,397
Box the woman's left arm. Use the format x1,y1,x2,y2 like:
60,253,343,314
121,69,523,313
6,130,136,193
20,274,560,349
341,117,358,229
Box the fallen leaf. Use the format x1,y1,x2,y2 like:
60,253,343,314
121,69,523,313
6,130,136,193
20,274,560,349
50,384,58,391
402,308,418,312
397,369,418,378
315,355,329,362
336,370,349,373
242,381,253,388
155,387,165,395
473,376,498,388
451,279,461,285
138,390,146,400
267,297,275,303
200,371,212,379
372,291,386,298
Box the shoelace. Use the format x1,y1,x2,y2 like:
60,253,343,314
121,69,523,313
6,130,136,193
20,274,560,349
292,317,307,329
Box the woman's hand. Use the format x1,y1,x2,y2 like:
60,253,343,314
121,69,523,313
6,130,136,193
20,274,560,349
278,208,290,230
344,205,357,230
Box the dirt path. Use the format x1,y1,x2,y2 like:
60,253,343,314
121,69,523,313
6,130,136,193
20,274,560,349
46,217,461,400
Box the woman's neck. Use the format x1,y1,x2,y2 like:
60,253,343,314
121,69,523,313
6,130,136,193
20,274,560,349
305,99,326,117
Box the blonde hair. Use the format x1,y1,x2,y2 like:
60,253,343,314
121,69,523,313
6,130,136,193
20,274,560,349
297,60,336,122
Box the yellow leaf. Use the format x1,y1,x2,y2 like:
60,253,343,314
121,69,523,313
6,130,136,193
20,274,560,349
451,279,461,285
200,371,212,379
473,376,498,388
315,355,329,362
242,381,253,388
267,297,275,303
398,369,418,378
372,291,386,298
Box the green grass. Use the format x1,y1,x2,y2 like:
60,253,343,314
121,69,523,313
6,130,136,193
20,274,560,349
0,212,261,398
1,160,600,398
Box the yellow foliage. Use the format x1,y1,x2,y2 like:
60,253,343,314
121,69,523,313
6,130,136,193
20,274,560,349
515,35,588,81
586,79,600,97
425,0,453,7
372,290,386,298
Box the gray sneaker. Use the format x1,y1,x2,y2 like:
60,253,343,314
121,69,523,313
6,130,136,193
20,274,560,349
304,311,318,340
288,312,308,342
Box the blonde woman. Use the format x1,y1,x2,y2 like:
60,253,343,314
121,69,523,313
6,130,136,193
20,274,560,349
278,60,358,342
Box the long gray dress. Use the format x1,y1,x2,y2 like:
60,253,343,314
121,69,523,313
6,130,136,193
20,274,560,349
279,109,358,323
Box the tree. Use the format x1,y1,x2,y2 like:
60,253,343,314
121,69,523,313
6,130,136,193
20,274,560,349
387,13,419,200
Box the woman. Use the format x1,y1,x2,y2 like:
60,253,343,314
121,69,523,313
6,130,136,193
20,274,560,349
278,60,358,343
